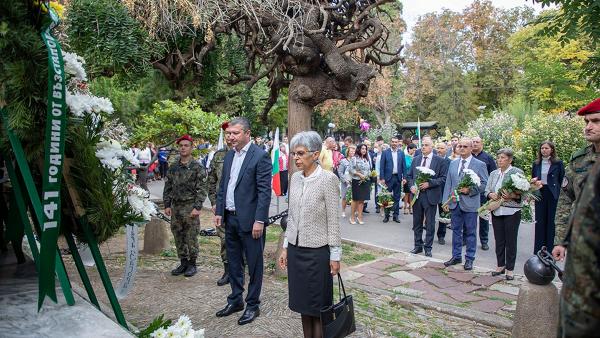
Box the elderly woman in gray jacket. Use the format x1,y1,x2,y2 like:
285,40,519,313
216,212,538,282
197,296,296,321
485,148,523,280
278,131,341,338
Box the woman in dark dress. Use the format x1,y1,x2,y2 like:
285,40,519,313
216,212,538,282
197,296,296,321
531,141,565,254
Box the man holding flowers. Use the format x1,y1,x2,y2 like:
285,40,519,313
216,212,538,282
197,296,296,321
406,137,448,257
442,138,488,270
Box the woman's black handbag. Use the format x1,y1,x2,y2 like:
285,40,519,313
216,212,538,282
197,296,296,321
320,274,356,338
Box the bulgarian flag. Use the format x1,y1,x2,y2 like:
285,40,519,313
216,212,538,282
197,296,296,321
271,128,282,196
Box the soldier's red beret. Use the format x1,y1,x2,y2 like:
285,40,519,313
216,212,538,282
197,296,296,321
176,134,193,144
221,121,229,130
577,97,600,116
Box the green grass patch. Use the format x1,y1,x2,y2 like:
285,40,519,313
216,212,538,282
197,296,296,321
160,247,177,257
266,225,282,243
391,330,410,338
344,252,376,266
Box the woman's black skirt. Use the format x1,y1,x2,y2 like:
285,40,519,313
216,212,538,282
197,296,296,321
287,244,333,317
351,178,371,201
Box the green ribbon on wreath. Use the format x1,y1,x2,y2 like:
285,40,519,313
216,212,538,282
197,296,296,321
37,4,67,310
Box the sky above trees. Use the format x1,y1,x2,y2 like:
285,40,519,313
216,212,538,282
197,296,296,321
400,0,551,40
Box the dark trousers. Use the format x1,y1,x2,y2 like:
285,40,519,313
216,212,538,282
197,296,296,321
159,161,168,178
280,170,288,195
387,174,402,217
462,193,489,244
225,213,265,310
412,196,437,250
451,207,477,262
437,204,447,240
373,182,380,211
534,185,558,254
491,211,521,271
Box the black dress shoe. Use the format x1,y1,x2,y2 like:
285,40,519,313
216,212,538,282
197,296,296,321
464,260,474,270
375,208,380,213
444,257,462,267
238,308,260,325
481,243,489,251
424,250,432,257
216,303,244,317
393,217,401,223
383,216,390,223
363,209,370,213
410,247,423,254
492,268,506,277
438,238,445,245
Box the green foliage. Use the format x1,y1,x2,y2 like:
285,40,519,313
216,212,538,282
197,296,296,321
88,71,174,128
514,112,586,171
0,1,49,159
66,0,155,80
67,115,143,244
133,98,228,145
366,123,398,143
508,14,598,113
136,314,172,338
466,112,517,157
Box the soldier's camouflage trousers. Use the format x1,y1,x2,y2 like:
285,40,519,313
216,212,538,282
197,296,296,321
170,201,200,260
558,298,600,337
217,223,227,264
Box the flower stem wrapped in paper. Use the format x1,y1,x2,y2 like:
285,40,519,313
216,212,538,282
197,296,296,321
377,184,394,210
410,167,436,207
442,169,481,210
477,173,541,217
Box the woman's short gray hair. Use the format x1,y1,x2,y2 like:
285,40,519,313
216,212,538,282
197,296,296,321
497,148,514,158
290,131,322,153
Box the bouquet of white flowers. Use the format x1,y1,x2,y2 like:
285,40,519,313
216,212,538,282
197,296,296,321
478,172,541,217
410,166,436,207
442,168,481,208
149,315,204,338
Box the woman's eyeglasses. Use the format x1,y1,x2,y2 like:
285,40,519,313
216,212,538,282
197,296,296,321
290,151,314,158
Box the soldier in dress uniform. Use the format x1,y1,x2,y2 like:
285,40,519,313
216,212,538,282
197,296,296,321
551,98,600,337
163,134,208,277
208,121,230,286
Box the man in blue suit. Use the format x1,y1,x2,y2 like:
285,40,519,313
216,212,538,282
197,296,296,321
379,135,406,223
442,138,488,270
214,117,272,325
406,137,448,257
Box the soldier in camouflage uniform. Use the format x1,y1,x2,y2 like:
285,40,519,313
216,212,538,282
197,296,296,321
551,98,600,336
208,145,230,285
163,134,208,277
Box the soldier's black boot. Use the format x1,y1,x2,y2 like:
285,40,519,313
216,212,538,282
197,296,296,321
217,263,230,286
184,258,197,277
171,258,188,276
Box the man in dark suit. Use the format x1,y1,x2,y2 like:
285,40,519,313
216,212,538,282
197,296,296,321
379,135,406,223
214,117,272,325
470,136,497,251
435,142,452,244
406,137,448,256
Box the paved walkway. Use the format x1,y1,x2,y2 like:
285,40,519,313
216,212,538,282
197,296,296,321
341,251,522,330
148,180,539,274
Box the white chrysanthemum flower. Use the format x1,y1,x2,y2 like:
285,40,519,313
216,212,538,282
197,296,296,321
511,173,530,191
463,169,481,186
416,166,435,176
66,92,114,117
150,327,167,338
63,52,87,81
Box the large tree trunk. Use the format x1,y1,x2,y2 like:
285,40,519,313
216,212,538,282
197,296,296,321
274,77,315,278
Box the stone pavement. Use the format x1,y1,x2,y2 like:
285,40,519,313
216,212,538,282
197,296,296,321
342,250,523,330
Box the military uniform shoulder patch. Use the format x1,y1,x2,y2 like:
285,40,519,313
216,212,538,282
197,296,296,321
570,145,592,161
